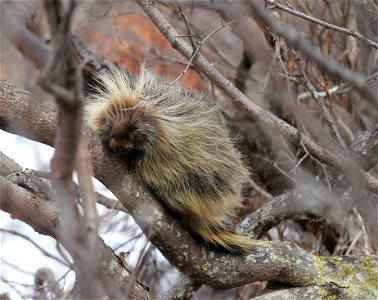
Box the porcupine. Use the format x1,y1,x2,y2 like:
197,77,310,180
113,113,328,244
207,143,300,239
86,66,254,252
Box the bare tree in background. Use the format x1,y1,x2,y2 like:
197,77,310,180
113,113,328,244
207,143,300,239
0,0,377,299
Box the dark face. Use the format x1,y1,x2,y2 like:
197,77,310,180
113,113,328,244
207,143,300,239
99,109,158,169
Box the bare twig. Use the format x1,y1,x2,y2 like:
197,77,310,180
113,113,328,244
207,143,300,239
141,12,253,100
1,228,69,266
17,167,128,214
96,193,129,213
351,207,372,254
274,35,296,105
175,1,196,52
249,179,273,200
298,84,351,101
291,49,347,149
290,153,308,174
298,71,378,100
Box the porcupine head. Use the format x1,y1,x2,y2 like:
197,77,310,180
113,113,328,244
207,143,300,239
86,66,255,253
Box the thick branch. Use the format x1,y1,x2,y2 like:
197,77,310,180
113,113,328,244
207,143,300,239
0,176,60,237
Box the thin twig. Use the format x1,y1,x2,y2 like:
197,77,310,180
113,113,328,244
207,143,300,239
291,49,347,150
176,1,196,52
180,18,241,70
254,153,297,184
1,228,70,266
274,35,296,105
141,13,253,100
352,207,372,254
345,231,362,255
290,153,309,174
298,83,351,101
248,179,273,200
298,71,378,100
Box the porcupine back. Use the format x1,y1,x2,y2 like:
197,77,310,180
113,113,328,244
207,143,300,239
86,66,255,252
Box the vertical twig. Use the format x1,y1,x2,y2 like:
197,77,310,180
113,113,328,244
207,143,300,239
291,49,347,150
